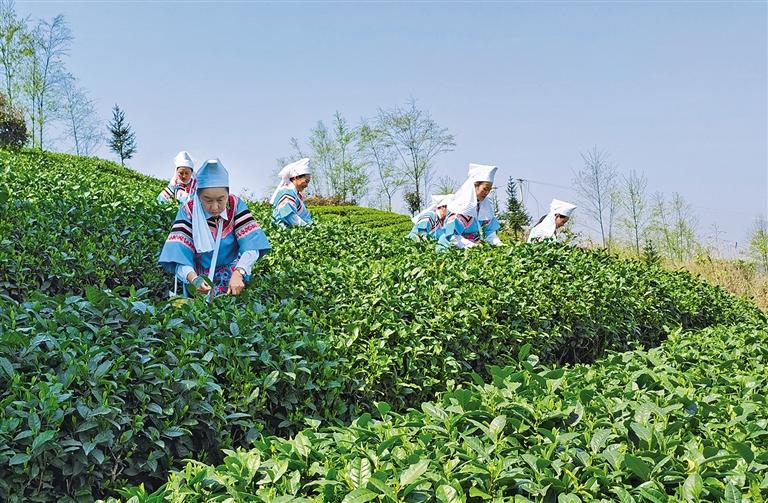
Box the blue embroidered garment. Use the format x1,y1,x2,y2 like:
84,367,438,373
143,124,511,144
159,194,271,295
157,181,192,204
436,213,501,251
272,185,313,227
407,210,446,240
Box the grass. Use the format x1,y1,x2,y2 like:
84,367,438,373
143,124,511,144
676,255,768,312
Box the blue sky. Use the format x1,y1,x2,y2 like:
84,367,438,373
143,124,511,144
16,1,768,252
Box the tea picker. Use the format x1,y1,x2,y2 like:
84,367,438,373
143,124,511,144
157,151,196,205
437,163,505,251
158,159,271,299
271,158,314,227
406,193,453,241
527,199,577,242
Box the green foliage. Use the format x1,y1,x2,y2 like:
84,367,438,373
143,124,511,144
308,205,412,235
0,148,766,500
501,177,530,239
114,323,768,501
0,92,27,149
748,217,768,273
648,193,699,262
643,239,662,267
0,156,9,207
304,195,354,206
326,112,369,203
108,104,136,166
0,149,173,299
403,191,420,215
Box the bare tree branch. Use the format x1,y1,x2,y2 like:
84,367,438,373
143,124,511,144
60,73,101,156
572,146,618,247
359,121,405,211
619,169,648,254
377,99,455,210
0,0,29,109
23,14,72,150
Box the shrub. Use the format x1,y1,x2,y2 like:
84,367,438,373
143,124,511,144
114,323,768,502
0,148,765,500
0,94,27,149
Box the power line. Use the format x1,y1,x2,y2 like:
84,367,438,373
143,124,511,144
517,176,762,219
525,180,545,219
687,204,763,218
519,178,577,192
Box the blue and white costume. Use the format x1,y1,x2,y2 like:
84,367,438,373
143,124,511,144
527,199,577,243
157,151,195,204
271,158,313,227
407,193,452,241
437,163,504,251
158,159,270,297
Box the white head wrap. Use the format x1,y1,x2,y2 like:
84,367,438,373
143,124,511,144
170,151,194,185
527,198,577,242
270,158,311,204
174,151,194,169
446,163,498,220
191,159,230,253
412,193,453,223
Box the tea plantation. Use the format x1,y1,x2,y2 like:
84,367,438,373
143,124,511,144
0,149,765,502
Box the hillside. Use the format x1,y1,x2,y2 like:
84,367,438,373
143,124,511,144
0,149,765,501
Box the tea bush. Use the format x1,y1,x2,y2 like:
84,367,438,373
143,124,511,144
115,323,768,502
0,148,765,500
308,206,413,235
0,150,174,299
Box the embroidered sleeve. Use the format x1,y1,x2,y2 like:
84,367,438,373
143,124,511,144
233,197,271,253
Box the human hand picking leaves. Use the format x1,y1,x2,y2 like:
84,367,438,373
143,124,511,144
188,273,212,295
227,268,245,296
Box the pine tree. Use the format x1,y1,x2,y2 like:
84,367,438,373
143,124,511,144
502,177,530,240
108,104,136,165
642,239,662,266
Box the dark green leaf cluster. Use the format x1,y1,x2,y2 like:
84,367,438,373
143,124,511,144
0,149,174,299
115,323,768,502
0,148,765,501
0,93,27,150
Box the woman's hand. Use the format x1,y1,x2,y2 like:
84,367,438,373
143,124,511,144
188,273,212,295
227,270,245,296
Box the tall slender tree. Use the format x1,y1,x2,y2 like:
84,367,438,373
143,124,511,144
308,120,335,197
61,74,101,156
359,122,404,211
377,99,455,211
329,111,368,203
649,192,698,262
619,169,648,254
573,146,618,247
25,14,71,150
748,216,768,272
0,0,28,109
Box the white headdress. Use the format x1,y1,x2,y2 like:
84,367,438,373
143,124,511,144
190,159,230,253
446,163,498,220
527,198,577,242
412,193,453,223
170,151,194,185
270,158,311,204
